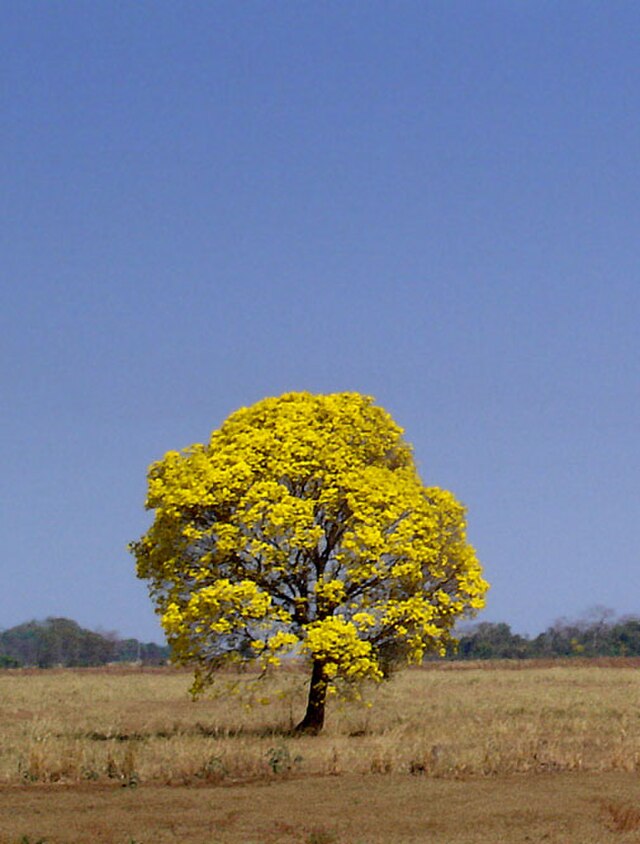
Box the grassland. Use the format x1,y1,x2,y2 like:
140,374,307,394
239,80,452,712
1,660,640,842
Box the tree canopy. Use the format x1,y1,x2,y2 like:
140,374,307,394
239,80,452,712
131,392,488,732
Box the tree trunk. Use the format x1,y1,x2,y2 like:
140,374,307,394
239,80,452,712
294,659,328,735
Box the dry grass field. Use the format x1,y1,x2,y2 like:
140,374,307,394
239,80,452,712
1,660,640,842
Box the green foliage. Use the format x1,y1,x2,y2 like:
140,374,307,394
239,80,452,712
454,622,530,660
113,638,169,664
451,611,640,660
0,618,114,667
0,618,169,668
266,742,303,774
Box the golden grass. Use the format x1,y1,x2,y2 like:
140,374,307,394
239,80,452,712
1,659,640,786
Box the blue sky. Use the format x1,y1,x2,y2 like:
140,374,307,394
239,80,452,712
2,2,639,642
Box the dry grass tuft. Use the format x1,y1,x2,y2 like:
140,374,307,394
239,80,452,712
602,801,640,832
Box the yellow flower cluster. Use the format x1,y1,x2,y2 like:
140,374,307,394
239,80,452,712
302,617,382,681
314,578,347,607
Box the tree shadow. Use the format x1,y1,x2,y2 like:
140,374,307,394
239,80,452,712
79,722,296,741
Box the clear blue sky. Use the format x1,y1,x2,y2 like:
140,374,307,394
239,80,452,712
2,2,638,642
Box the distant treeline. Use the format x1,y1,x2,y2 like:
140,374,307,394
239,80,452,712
0,618,170,668
2,611,639,669
450,612,640,660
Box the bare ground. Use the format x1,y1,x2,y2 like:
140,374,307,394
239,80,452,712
2,771,640,843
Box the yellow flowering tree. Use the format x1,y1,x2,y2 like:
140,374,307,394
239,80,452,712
130,392,488,733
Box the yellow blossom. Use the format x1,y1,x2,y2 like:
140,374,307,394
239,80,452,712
130,391,489,731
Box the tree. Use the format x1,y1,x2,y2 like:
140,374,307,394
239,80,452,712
0,618,116,667
130,392,488,733
454,622,530,660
